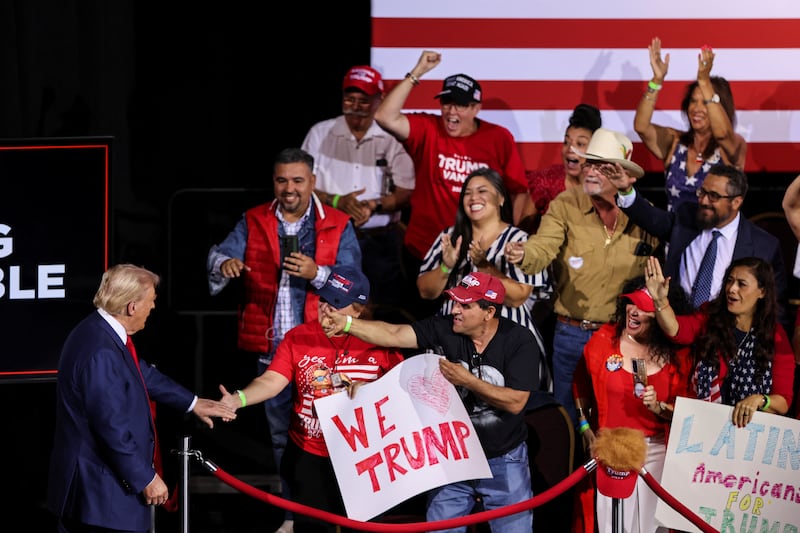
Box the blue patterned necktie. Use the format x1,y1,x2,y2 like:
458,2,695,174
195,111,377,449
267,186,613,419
691,230,721,308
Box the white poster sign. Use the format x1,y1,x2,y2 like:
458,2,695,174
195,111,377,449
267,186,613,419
314,353,491,521
657,397,800,533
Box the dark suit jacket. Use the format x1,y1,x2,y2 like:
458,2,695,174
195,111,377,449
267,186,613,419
621,192,788,320
47,311,195,531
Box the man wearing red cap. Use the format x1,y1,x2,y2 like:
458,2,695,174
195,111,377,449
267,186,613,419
322,271,539,532
302,65,415,308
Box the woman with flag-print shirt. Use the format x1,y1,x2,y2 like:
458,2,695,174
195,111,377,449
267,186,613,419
645,256,794,427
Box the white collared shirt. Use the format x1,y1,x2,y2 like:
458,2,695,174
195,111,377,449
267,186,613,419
680,213,740,301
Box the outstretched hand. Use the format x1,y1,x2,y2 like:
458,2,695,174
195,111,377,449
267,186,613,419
191,396,238,428
504,241,525,265
217,385,241,421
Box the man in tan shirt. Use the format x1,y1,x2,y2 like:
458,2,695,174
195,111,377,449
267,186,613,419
506,128,658,425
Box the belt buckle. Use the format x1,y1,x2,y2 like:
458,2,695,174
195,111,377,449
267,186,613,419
580,320,594,331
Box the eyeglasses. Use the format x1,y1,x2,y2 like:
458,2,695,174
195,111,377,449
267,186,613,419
696,188,739,202
470,353,483,380
440,101,472,112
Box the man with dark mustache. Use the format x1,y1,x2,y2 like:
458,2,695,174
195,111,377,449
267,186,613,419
207,147,362,533
302,65,415,308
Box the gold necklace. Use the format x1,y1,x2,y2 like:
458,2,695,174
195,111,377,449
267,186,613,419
602,211,619,248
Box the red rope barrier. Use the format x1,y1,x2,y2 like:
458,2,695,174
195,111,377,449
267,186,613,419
201,456,718,532
639,468,719,533
205,460,593,532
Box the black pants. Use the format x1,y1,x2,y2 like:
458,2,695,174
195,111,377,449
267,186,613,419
280,439,354,533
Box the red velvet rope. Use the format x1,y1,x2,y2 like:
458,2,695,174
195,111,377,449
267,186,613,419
202,458,720,532
207,461,592,532
639,469,719,533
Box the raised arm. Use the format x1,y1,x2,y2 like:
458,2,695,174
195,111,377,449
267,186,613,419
322,307,419,349
645,256,679,337
782,174,800,240
374,50,442,142
633,37,677,162
696,47,746,168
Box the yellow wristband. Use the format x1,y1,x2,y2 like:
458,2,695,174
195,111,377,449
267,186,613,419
235,389,247,408
343,315,353,334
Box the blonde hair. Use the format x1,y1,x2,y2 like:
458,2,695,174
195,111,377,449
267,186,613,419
93,264,160,315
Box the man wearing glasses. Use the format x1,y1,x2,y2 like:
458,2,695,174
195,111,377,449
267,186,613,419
321,271,539,532
612,162,787,314
302,65,415,309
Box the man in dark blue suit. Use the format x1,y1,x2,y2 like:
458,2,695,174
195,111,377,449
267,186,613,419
610,163,788,321
47,264,236,533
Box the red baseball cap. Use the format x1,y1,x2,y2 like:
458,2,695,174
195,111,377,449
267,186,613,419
445,272,505,305
342,66,384,96
619,287,655,313
596,463,639,499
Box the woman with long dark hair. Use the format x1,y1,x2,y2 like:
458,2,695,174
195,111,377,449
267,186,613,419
645,256,795,426
634,37,746,213
417,167,551,387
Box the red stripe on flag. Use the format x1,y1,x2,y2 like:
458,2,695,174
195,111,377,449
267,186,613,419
373,18,800,48
518,142,800,173
390,80,800,111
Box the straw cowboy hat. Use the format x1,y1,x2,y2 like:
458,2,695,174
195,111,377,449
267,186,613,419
573,127,645,178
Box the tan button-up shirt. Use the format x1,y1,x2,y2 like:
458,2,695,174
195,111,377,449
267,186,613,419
520,188,659,323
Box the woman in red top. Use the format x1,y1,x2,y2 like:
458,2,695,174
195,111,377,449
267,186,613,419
645,255,795,426
572,277,692,533
219,266,404,533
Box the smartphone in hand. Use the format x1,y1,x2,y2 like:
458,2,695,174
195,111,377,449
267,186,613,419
632,359,647,398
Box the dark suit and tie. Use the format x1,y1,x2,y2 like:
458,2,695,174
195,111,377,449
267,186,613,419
47,265,235,533
615,165,788,325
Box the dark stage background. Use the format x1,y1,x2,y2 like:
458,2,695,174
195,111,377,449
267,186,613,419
0,1,372,530
0,2,795,531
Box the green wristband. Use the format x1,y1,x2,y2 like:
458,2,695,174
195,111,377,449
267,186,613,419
647,80,662,91
579,420,590,434
759,394,771,411
236,389,247,408
440,262,452,274
332,194,341,209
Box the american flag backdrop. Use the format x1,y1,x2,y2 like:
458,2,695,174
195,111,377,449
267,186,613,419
370,1,800,174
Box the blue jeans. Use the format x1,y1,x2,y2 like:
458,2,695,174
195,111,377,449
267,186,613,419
551,320,595,427
257,359,293,520
426,441,533,533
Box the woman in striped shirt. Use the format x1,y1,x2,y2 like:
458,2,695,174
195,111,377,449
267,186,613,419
416,167,552,389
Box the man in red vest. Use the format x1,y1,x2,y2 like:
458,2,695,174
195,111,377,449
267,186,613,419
207,147,362,533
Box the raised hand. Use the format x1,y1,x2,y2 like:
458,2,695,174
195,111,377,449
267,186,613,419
648,37,670,83
697,44,715,80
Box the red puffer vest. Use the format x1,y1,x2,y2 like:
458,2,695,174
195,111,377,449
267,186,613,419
238,199,350,354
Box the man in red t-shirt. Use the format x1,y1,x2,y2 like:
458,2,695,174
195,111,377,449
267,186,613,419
375,50,535,318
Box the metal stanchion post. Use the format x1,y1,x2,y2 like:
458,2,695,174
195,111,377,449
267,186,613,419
181,435,191,533
612,497,622,533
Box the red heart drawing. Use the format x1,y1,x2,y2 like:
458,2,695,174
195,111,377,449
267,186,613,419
407,370,452,414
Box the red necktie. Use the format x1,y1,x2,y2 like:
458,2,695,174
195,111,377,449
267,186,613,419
126,336,178,511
